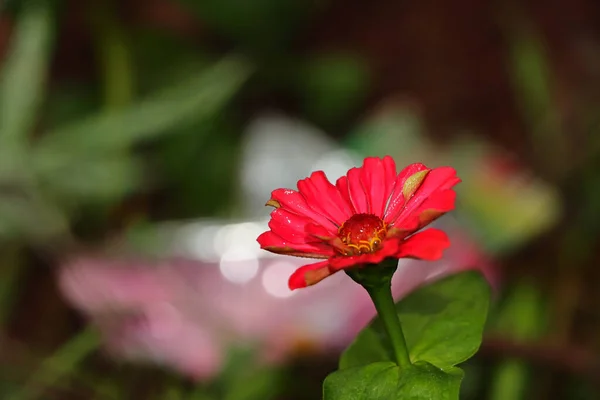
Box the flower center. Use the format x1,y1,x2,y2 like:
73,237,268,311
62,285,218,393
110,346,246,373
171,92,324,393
337,213,387,255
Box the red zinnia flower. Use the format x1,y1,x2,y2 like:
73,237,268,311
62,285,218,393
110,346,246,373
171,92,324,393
257,156,461,290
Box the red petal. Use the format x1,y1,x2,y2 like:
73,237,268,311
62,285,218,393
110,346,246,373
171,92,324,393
392,189,457,232
395,228,450,260
360,156,397,218
390,167,460,228
257,231,333,258
288,261,335,289
384,163,429,223
269,188,337,232
328,238,401,270
305,223,336,240
297,171,353,226
347,167,369,213
268,209,321,244
335,175,355,214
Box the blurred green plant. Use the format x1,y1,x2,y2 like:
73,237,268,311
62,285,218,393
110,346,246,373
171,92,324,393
0,1,253,244
0,2,253,397
6,327,100,400
488,281,547,400
504,11,568,180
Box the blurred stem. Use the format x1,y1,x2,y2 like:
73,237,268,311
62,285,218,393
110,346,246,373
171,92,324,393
488,280,546,400
7,327,100,400
489,360,528,400
88,1,134,110
366,284,412,369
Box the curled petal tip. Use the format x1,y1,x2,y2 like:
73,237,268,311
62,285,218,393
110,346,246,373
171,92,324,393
265,199,281,208
402,169,430,200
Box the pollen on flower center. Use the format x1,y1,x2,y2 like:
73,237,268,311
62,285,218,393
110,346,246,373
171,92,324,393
337,213,387,255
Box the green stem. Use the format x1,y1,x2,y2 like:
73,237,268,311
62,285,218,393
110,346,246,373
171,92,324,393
7,327,100,400
366,284,412,369
88,0,134,110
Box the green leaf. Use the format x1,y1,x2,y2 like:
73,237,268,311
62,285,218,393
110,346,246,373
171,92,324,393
34,55,252,158
32,55,252,207
0,0,53,152
341,271,490,371
39,156,142,205
0,188,68,241
323,362,463,400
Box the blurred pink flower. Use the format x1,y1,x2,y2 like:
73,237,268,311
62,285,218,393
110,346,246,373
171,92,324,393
58,226,496,381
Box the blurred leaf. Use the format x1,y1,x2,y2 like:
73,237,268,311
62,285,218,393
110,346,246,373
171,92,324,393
31,55,251,209
0,189,68,241
223,367,282,400
7,327,100,400
34,55,252,157
488,282,546,400
340,272,490,371
506,18,566,177
323,362,463,400
43,84,99,129
489,360,530,400
0,0,52,157
491,280,547,338
39,156,142,206
215,347,283,400
509,27,552,124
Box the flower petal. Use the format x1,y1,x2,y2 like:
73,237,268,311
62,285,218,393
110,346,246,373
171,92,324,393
268,209,323,244
257,231,333,258
328,238,401,270
415,189,457,227
395,228,450,260
391,167,460,228
391,189,457,232
384,163,430,223
347,167,369,213
288,261,336,289
305,223,336,241
360,156,397,218
335,175,355,214
297,171,353,226
269,188,337,232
